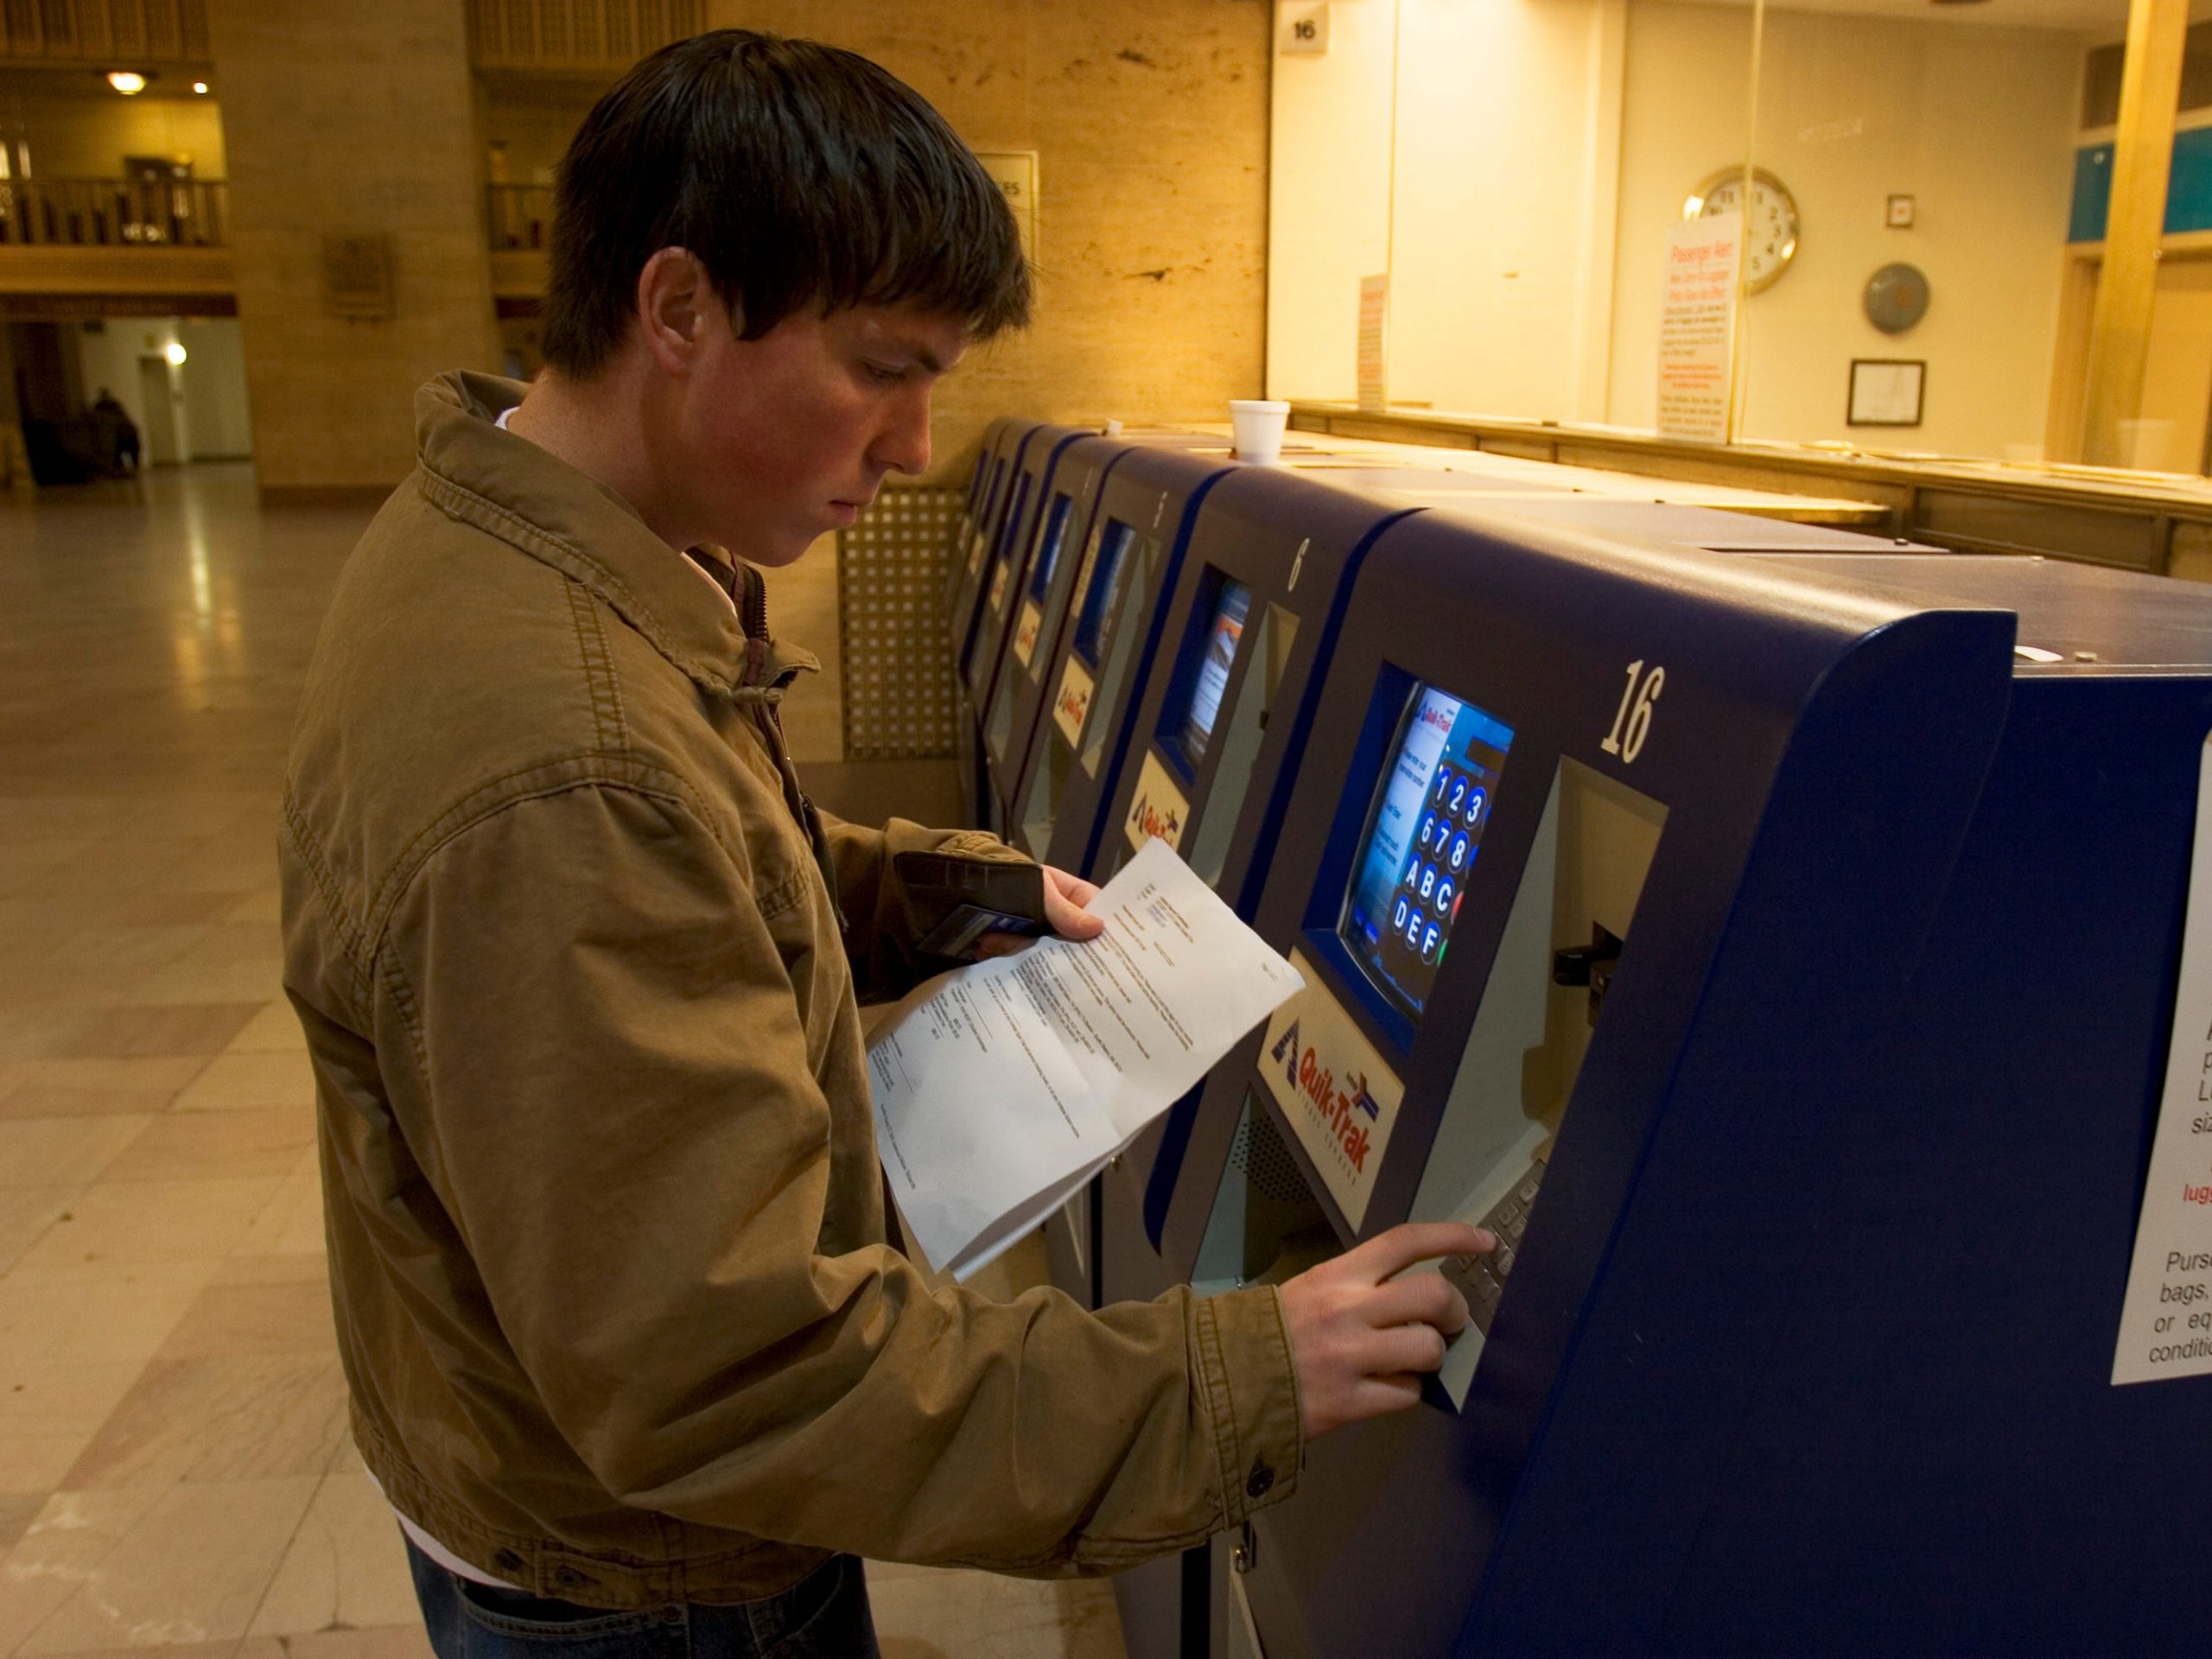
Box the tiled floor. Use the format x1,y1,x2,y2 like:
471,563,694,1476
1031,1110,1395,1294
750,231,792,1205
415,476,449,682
0,465,1122,1659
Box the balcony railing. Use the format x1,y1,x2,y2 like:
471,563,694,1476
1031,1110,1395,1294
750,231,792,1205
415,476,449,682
0,177,227,249
0,0,211,61
488,182,554,251
468,0,702,70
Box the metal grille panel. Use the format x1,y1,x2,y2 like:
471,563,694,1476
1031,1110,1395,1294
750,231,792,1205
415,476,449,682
839,486,963,760
1230,1095,1312,1206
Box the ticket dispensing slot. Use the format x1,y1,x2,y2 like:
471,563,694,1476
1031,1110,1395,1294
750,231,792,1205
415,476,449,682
1407,754,1663,1406
1017,517,1160,858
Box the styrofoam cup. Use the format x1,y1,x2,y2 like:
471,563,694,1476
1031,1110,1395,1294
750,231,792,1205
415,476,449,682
1229,399,1290,463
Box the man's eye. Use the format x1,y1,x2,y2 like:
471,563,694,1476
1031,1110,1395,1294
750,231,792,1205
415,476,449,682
863,361,907,385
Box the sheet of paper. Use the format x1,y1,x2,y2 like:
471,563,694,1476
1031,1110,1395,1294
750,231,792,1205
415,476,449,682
868,836,1304,1278
2113,733,2212,1384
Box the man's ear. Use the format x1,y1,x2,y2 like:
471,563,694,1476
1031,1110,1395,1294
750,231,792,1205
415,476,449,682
635,248,727,376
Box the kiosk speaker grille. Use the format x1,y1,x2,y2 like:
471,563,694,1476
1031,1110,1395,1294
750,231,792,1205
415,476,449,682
1230,1103,1313,1206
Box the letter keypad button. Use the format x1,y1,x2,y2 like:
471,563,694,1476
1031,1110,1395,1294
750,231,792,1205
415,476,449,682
1439,1163,1547,1338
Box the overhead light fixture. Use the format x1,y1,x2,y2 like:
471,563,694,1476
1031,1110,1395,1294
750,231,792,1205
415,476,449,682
192,81,208,95
107,71,148,95
163,341,188,366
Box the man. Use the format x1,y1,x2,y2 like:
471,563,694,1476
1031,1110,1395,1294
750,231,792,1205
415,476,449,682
89,386,138,474
282,30,1487,1658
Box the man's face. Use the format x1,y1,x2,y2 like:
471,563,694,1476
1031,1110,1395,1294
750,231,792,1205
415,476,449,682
671,297,969,567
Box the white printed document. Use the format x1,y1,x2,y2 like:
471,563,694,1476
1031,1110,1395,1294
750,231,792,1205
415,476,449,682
868,836,1304,1279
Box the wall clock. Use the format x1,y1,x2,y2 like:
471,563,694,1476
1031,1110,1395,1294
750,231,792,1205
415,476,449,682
1683,166,1800,295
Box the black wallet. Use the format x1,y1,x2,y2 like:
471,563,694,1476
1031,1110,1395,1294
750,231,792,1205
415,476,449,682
895,851,1052,959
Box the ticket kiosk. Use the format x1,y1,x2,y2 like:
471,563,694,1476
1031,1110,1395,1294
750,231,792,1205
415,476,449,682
961,423,1091,721
945,418,1033,652
1079,469,1476,1313
1141,517,2212,1656
950,424,1086,831
1003,445,1239,875
1167,518,2017,1654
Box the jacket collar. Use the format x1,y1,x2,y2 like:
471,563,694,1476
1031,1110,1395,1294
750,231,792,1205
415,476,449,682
412,371,817,699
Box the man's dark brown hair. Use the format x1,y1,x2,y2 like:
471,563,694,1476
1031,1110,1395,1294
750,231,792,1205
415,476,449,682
542,29,1031,377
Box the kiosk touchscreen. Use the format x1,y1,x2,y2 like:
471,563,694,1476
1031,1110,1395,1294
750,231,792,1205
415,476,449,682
1149,510,2081,1658
976,435,1134,837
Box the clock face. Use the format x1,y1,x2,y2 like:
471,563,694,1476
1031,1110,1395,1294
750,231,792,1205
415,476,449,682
1686,168,1800,295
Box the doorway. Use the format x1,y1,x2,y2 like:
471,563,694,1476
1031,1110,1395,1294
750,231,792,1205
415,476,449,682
136,355,184,465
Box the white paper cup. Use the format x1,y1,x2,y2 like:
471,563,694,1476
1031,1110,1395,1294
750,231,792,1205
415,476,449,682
1229,399,1290,463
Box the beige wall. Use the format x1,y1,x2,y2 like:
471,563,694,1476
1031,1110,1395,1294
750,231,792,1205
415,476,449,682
705,0,1273,480
1609,3,2081,456
178,3,1268,491
207,0,499,493
1265,0,1394,402
1267,0,1633,419
0,78,227,177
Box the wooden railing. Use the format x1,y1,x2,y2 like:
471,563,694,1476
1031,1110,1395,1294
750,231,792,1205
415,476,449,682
487,182,555,251
0,0,210,60
0,177,227,248
468,0,703,70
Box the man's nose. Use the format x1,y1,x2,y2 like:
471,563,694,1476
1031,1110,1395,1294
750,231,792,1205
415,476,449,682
874,387,932,478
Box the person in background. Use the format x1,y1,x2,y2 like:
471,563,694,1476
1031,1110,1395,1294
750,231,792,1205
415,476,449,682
281,30,1491,1659
88,386,137,474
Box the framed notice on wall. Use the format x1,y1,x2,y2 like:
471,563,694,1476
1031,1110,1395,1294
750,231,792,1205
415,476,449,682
1847,358,1924,427
321,234,396,321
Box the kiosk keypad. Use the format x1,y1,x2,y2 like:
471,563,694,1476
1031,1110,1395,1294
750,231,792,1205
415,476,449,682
1443,1163,1545,1334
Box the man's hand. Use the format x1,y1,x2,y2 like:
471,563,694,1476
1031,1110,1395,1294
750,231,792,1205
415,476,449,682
975,865,1103,957
1279,1222,1491,1439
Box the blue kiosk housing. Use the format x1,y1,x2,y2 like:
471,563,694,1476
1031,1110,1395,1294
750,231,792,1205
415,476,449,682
1137,509,2212,1657
976,434,1135,837
944,417,1033,654
958,424,1091,830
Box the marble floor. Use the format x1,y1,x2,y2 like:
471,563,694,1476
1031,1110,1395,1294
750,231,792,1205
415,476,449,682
0,465,1123,1659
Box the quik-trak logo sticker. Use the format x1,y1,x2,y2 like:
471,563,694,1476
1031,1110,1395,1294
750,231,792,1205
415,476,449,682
1125,749,1192,854
988,559,1013,612
1258,950,1402,1227
1052,658,1096,747
1014,600,1044,669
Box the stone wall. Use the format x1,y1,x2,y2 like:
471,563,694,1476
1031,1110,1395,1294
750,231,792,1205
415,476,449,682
706,0,1273,481
198,2,1268,492
207,0,501,497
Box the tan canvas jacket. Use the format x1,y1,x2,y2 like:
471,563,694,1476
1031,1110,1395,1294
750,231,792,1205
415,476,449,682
278,372,1301,1609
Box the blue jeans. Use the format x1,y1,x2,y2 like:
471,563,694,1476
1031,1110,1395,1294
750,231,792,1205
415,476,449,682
404,1535,880,1659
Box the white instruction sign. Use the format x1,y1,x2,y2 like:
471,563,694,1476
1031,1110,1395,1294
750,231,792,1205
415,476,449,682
2114,734,2212,1384
1656,212,1740,443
